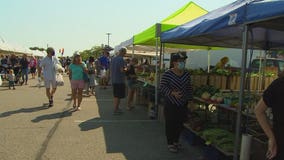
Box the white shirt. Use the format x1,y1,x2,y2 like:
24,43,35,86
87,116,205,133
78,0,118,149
7,74,15,81
39,56,60,80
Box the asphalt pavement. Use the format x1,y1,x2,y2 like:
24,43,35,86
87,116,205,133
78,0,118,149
0,75,204,160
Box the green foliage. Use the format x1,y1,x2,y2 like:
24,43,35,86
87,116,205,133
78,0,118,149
193,85,220,97
189,68,207,75
29,47,45,51
211,68,232,76
278,50,284,55
79,46,103,61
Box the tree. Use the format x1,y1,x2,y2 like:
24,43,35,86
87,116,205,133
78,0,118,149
29,47,45,51
79,46,104,61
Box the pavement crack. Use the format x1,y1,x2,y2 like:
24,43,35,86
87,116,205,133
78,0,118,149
35,106,70,160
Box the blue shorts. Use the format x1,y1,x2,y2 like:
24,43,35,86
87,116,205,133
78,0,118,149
127,79,137,89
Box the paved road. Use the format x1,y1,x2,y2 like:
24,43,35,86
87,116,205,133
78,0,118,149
0,75,204,160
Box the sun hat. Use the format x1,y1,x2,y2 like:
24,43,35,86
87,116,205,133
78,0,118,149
73,51,80,57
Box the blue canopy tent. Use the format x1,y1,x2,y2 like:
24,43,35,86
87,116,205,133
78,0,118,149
161,0,284,159
161,0,284,49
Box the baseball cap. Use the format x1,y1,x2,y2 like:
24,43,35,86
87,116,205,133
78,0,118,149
103,45,113,51
119,47,127,53
171,52,188,62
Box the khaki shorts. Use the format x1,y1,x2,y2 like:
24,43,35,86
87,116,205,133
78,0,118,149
44,79,57,88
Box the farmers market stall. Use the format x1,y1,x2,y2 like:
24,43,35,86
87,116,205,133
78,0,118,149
161,0,284,159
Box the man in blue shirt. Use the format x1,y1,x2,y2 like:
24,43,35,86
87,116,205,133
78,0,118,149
110,47,127,115
98,46,111,89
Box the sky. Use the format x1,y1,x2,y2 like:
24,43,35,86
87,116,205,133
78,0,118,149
0,0,236,56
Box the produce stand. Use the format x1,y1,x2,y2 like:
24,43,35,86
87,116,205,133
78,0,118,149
182,83,269,160
135,77,158,119
184,123,235,157
133,66,275,159
190,68,277,91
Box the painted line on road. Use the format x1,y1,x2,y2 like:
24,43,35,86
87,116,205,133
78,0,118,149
74,119,157,123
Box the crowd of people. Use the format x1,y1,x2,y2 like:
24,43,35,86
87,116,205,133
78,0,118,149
0,46,137,113
2,45,283,158
0,54,41,88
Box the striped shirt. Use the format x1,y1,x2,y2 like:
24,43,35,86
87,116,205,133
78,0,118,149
160,69,193,106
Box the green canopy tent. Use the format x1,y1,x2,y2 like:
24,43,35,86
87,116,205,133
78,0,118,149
133,1,208,48
131,1,209,118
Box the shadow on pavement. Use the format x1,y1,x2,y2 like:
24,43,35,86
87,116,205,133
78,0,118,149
0,104,49,118
78,87,203,160
31,108,73,123
78,117,101,131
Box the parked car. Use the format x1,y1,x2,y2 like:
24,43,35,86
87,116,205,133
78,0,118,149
250,58,284,74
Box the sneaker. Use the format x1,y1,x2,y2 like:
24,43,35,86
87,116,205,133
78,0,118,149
168,145,178,153
174,143,183,150
49,100,53,107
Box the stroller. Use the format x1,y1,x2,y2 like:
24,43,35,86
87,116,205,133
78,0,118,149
13,66,23,85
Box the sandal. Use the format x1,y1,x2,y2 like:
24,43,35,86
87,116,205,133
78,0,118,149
168,145,178,153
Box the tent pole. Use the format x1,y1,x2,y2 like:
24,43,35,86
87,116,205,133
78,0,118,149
154,23,161,119
159,43,163,70
132,44,135,58
162,44,165,69
234,25,249,160
207,49,211,73
154,37,159,119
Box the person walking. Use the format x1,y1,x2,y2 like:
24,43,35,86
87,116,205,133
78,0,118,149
38,47,61,107
19,54,29,85
29,56,37,79
68,53,87,111
254,71,284,160
110,47,127,115
86,56,96,96
125,57,138,110
160,52,193,153
98,46,111,89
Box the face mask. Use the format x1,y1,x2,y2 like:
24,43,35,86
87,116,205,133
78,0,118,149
177,62,185,70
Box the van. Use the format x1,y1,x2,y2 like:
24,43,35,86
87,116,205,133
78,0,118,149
250,58,284,74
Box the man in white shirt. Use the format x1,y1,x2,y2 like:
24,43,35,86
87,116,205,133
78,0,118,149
38,47,60,107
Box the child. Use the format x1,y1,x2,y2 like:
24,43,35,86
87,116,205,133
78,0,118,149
7,69,15,90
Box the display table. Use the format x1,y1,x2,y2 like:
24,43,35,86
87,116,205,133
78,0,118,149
184,123,235,158
183,96,268,160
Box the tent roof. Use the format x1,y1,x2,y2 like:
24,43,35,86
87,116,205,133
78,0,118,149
0,42,32,55
133,1,207,46
161,0,284,50
114,37,133,53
